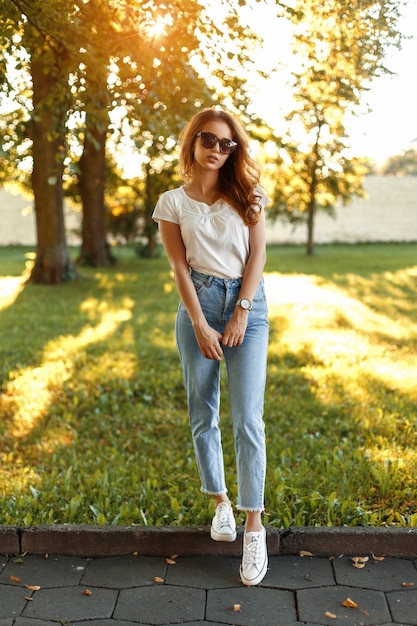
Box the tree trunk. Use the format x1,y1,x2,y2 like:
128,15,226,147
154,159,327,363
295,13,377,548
77,63,113,267
306,197,315,256
28,52,78,284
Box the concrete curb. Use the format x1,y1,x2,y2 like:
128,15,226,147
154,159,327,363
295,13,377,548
2,525,417,559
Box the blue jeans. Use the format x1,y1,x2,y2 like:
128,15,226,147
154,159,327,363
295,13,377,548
175,269,269,512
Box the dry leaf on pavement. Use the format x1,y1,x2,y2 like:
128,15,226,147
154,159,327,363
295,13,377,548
25,585,41,591
342,597,358,608
154,576,164,583
81,589,92,596
300,550,314,557
325,611,337,618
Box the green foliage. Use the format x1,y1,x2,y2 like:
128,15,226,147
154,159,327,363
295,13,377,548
380,149,417,177
1,243,416,528
268,0,403,254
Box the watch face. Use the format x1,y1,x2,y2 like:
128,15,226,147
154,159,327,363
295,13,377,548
240,298,251,310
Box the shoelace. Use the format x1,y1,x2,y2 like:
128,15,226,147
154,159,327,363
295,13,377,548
216,504,233,530
243,533,262,565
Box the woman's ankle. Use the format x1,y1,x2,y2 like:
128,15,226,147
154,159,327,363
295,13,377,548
214,494,231,508
245,511,262,532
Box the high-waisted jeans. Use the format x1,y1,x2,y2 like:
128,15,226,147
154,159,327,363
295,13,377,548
175,269,269,511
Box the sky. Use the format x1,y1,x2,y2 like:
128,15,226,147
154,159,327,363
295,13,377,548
242,0,417,163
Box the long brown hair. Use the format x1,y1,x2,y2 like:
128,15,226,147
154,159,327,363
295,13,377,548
179,108,262,225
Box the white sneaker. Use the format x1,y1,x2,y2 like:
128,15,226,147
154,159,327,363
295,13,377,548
210,502,237,542
240,526,268,586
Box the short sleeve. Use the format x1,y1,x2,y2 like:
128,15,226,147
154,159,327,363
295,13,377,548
255,185,270,211
152,190,180,224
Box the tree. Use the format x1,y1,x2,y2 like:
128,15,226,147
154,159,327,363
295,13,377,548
381,148,417,176
4,2,80,283
269,0,403,255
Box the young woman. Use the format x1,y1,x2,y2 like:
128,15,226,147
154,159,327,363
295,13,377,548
152,108,269,586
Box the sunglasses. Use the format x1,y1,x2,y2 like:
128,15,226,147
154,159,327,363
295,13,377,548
196,131,238,155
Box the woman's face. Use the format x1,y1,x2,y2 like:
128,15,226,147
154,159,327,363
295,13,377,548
193,119,234,173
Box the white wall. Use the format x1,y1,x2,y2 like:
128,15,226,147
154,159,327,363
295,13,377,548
265,175,417,244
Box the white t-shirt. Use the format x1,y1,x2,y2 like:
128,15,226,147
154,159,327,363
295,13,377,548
152,186,268,279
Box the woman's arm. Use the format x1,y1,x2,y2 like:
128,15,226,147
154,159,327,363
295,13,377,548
158,220,224,360
222,210,267,348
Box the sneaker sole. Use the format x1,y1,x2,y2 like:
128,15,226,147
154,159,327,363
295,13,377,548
210,528,237,542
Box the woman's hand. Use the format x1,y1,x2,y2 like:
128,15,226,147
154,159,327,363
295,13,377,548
221,308,249,348
193,321,224,361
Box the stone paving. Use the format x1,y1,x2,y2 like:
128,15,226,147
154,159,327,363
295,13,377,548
1,551,417,625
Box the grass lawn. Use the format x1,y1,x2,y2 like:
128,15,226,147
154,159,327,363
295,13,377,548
0,243,416,528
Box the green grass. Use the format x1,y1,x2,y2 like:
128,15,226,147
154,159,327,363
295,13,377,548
1,243,417,528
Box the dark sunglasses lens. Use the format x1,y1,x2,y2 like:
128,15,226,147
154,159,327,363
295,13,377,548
219,140,236,154
200,133,217,148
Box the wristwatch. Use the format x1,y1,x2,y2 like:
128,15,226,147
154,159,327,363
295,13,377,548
236,298,253,311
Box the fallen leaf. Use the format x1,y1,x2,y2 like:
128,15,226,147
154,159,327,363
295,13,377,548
351,556,369,569
166,558,176,565
13,558,25,564
170,554,179,560
24,597,33,601
325,611,337,618
233,604,241,611
81,589,92,596
371,553,385,561
25,585,41,591
342,597,358,608
43,554,49,559
131,551,138,556
154,576,164,583
401,582,415,588
363,610,370,616
9,576,21,583
300,550,314,557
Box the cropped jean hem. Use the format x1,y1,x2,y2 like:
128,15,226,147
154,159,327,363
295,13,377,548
236,506,265,513
200,487,228,497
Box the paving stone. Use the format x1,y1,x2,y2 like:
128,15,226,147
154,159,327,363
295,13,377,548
0,620,14,626
13,617,59,626
206,586,296,625
386,588,417,625
265,555,335,589
22,585,118,622
0,584,29,620
0,556,9,575
333,556,417,591
82,555,168,588
0,554,88,588
297,585,391,625
165,555,241,589
77,619,148,626
160,622,238,626
114,584,206,624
